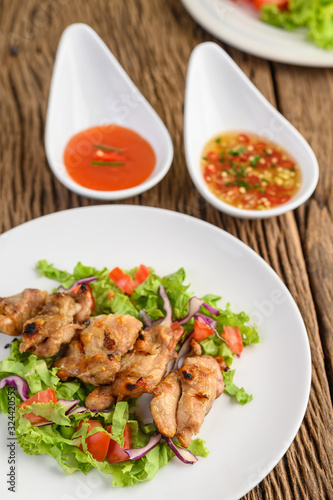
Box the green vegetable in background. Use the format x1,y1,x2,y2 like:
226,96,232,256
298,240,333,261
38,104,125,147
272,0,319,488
261,0,333,50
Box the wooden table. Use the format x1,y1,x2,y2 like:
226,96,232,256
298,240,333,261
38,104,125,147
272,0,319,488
0,1,332,498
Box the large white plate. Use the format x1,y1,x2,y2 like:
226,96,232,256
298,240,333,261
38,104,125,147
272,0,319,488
0,205,311,500
182,0,333,67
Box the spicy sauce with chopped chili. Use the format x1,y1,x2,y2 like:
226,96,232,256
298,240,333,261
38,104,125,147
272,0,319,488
201,132,301,211
64,124,156,191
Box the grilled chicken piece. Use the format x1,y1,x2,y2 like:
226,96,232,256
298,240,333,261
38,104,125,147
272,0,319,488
54,314,142,385
85,322,184,410
150,355,224,447
0,289,48,336
150,371,181,438
19,284,93,358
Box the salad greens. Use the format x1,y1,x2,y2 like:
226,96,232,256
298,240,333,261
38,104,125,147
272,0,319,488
261,0,333,50
0,261,259,487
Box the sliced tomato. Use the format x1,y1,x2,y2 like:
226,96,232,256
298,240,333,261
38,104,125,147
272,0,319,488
109,267,137,295
18,388,57,424
238,133,250,144
222,326,243,354
106,423,131,463
193,318,213,342
134,264,150,285
77,420,110,462
207,151,220,162
253,0,288,9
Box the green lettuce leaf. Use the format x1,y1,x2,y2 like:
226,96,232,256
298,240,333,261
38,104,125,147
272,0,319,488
261,0,333,50
223,370,253,405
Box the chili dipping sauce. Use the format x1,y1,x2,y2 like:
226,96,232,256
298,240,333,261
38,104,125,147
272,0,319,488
201,132,301,210
64,124,156,191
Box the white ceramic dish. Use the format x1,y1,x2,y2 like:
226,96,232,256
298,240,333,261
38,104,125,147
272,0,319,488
184,42,319,219
182,0,333,67
0,205,311,500
45,24,173,200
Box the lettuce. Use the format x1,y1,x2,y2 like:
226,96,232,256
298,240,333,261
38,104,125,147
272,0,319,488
261,0,333,50
223,370,253,405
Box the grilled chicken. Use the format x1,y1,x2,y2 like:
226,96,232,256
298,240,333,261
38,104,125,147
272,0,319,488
150,355,224,447
19,284,93,358
85,322,184,410
0,289,48,336
54,314,142,385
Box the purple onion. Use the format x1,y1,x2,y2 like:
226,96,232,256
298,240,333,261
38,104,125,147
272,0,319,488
0,375,29,401
58,398,80,414
67,406,114,417
173,332,193,370
124,433,162,460
159,286,173,325
194,314,217,330
165,437,198,464
57,277,97,293
33,421,54,428
139,310,153,329
178,297,219,326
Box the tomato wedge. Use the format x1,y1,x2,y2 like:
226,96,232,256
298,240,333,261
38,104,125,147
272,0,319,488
193,318,213,342
106,423,131,463
222,326,243,354
109,267,137,295
253,0,288,9
134,264,150,284
109,265,150,295
18,388,57,424
77,420,110,462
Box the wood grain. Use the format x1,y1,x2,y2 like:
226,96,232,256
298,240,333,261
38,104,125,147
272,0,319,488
0,0,332,498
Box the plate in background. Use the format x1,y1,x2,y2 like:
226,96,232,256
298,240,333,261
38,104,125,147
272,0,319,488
182,0,333,67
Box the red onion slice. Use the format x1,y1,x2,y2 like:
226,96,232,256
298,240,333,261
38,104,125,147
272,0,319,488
124,433,162,460
173,332,194,370
0,375,29,401
194,314,217,330
165,438,198,464
178,297,219,325
159,286,173,325
58,398,80,414
67,406,114,416
139,310,153,329
57,276,97,293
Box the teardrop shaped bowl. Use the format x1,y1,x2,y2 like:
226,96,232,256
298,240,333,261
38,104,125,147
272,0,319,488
184,42,319,219
45,23,173,200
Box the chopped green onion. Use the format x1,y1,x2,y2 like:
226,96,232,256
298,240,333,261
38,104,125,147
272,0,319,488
229,146,245,156
250,155,261,167
93,143,123,153
233,180,250,190
91,161,124,166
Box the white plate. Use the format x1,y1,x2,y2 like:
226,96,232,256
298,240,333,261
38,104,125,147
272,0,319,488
182,0,333,67
0,205,311,500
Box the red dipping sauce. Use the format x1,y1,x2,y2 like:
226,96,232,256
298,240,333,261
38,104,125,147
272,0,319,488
64,124,156,191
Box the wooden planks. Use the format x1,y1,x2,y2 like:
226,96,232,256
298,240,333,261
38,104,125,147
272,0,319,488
0,0,332,498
